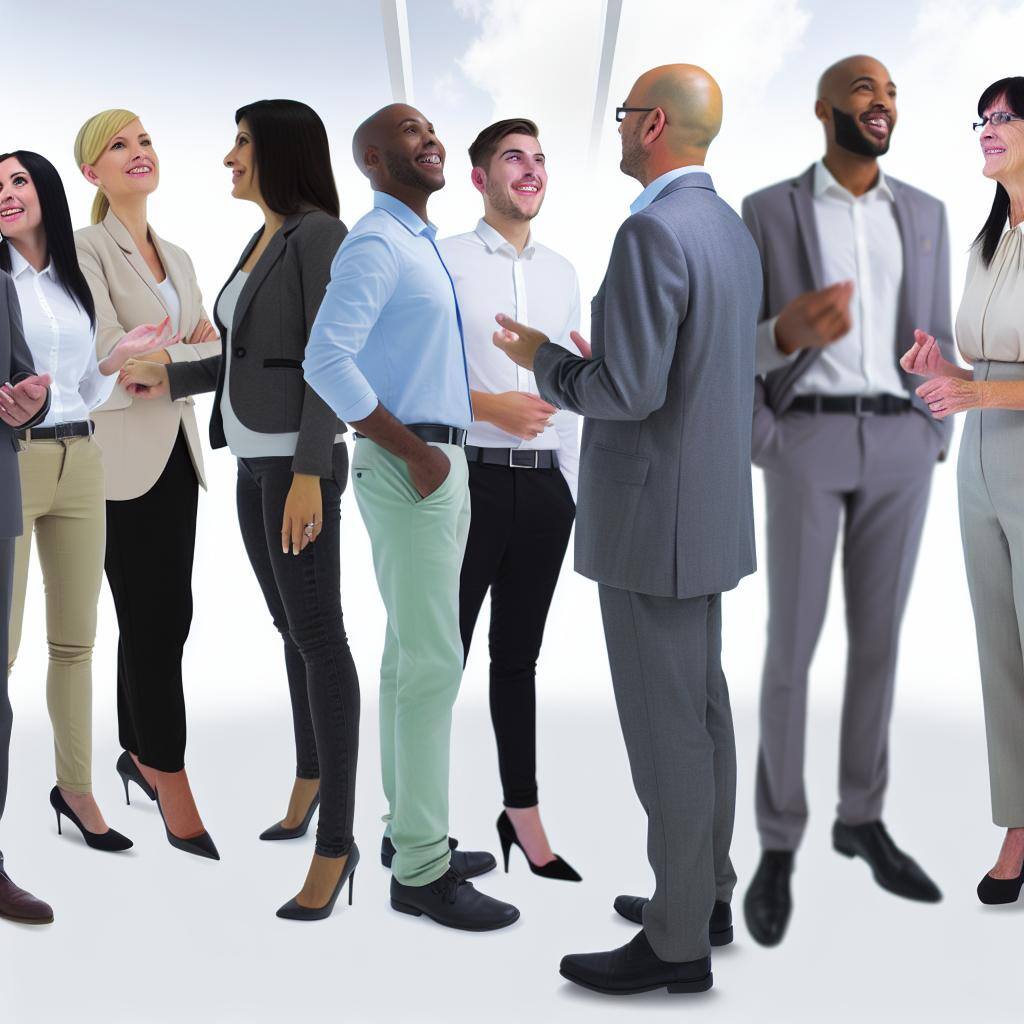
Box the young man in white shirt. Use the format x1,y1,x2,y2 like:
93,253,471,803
439,119,582,882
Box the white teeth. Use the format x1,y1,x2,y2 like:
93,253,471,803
0,208,23,217
515,185,538,193
417,154,440,165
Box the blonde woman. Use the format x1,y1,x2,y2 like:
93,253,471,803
75,109,220,858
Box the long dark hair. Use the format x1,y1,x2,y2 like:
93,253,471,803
0,150,95,328
974,77,1024,267
234,99,340,218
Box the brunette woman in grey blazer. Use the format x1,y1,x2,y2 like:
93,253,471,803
123,100,359,919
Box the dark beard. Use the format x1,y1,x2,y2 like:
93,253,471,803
832,105,891,158
383,149,443,193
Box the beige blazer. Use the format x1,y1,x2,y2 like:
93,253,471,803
75,211,220,500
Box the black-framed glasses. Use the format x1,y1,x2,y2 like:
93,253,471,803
973,111,1024,132
616,106,655,122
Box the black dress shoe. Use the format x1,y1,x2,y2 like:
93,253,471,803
613,895,733,946
390,868,519,931
0,869,53,924
743,850,794,947
977,865,1024,905
832,820,941,902
559,930,712,996
380,834,494,879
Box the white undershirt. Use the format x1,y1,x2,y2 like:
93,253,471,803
155,276,181,335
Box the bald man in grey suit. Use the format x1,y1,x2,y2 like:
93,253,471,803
741,55,950,948
495,65,761,997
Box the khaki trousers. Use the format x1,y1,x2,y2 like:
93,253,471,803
7,436,105,793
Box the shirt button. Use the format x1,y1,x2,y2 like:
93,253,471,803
234,347,246,358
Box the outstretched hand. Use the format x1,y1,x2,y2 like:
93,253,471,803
103,316,181,375
900,329,965,380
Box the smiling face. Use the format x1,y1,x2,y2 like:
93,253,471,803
474,132,546,222
377,106,445,194
0,157,42,241
224,118,259,202
979,95,1024,183
820,57,897,158
81,117,159,201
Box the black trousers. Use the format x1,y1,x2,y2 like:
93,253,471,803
105,430,197,772
459,462,574,808
236,446,359,858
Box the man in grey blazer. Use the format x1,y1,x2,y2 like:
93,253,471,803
0,270,53,924
741,55,951,947
494,64,761,996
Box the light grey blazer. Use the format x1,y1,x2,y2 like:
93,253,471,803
533,173,762,600
741,164,955,452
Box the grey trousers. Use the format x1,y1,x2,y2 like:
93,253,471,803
599,584,736,963
958,360,1024,826
753,408,939,851
0,537,13,830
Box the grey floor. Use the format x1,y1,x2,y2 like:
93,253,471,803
0,684,1012,1024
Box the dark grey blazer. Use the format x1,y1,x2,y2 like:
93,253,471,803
741,164,955,450
534,173,762,599
168,209,348,478
1,271,49,538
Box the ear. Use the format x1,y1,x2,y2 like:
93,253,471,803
80,163,100,186
470,166,487,196
814,98,830,126
643,107,668,146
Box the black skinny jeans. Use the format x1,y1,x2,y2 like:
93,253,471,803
106,430,197,772
459,463,575,808
236,445,359,858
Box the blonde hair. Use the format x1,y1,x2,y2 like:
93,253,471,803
74,108,140,224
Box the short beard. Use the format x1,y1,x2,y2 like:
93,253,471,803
383,149,444,193
484,177,536,222
832,105,891,158
619,125,647,181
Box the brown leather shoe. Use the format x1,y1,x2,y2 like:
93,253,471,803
0,870,53,924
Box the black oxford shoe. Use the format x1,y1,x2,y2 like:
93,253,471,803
612,895,733,946
559,930,712,996
743,849,794,947
390,868,519,931
833,820,941,902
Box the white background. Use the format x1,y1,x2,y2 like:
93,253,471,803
2,1,1021,1021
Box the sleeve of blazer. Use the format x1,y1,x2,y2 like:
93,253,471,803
167,354,221,400
6,274,50,427
742,195,793,376
293,216,349,478
931,202,956,454
533,214,686,421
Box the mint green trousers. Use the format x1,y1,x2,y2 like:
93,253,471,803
352,440,470,886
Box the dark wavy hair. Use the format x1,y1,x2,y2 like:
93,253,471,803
0,150,95,327
468,118,540,172
973,77,1024,267
234,99,340,218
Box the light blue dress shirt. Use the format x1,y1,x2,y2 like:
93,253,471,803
629,165,708,216
303,191,473,428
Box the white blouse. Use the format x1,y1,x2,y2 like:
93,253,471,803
9,245,114,428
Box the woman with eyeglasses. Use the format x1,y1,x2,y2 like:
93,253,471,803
901,76,1024,905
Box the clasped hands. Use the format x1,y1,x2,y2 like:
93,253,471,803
0,373,51,428
900,329,978,419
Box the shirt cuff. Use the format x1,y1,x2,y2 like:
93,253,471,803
755,316,798,376
333,389,379,425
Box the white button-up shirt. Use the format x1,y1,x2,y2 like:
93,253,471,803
438,219,581,499
9,245,113,428
758,161,907,397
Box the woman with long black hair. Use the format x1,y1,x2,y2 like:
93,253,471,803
2,150,174,852
123,100,360,917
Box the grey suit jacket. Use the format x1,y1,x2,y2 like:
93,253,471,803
0,271,49,538
534,173,762,599
741,165,954,451
168,209,348,478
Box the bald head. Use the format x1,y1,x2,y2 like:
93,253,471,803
815,55,897,160
351,102,446,198
817,55,892,104
630,64,723,150
352,103,421,174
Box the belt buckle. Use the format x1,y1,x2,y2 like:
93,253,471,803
509,449,539,469
55,421,72,440
853,396,874,418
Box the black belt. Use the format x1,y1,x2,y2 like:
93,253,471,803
465,445,559,469
354,423,467,447
17,419,93,441
789,395,913,416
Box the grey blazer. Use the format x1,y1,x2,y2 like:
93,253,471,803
741,164,955,450
534,173,762,600
168,209,348,478
0,271,49,538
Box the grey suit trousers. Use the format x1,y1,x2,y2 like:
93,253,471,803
0,538,13,828
754,408,939,850
958,360,1024,826
599,585,737,962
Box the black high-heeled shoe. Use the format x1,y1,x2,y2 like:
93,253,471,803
155,794,219,861
277,843,360,921
49,787,133,853
497,810,581,882
116,751,156,804
260,792,320,841
978,865,1024,905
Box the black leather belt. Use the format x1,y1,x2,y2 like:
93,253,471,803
789,395,913,416
354,423,467,447
17,419,93,441
465,445,559,469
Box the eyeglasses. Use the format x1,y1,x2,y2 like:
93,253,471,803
615,106,655,122
973,112,1024,132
